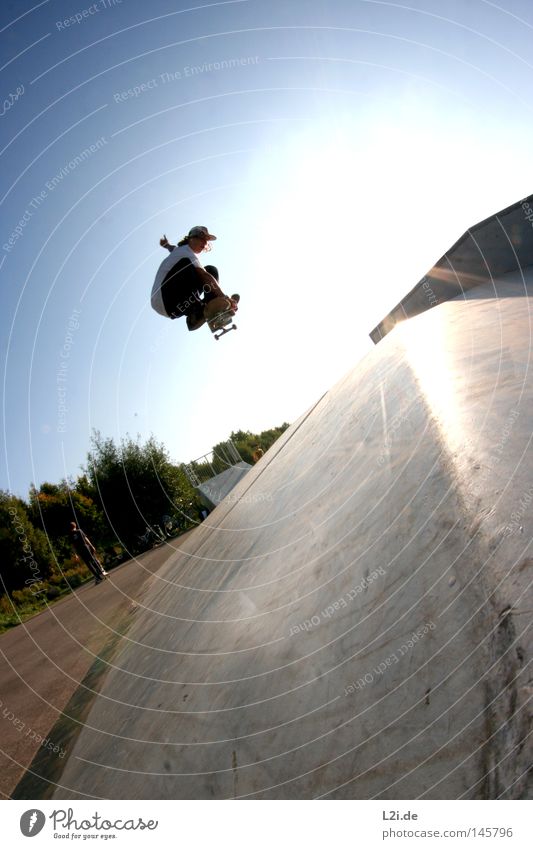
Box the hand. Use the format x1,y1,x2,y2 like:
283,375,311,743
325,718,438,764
159,235,170,248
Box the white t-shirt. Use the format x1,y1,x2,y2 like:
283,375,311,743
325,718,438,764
150,244,202,317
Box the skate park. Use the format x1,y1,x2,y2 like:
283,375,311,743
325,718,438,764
10,194,533,800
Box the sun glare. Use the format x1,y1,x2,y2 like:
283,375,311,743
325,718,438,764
399,305,465,456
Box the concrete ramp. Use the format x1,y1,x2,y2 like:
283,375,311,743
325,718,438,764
41,266,533,799
370,193,533,342
196,462,252,510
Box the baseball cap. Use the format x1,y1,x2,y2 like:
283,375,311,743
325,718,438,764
187,226,217,241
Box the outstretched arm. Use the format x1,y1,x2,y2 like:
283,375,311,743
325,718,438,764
159,235,175,252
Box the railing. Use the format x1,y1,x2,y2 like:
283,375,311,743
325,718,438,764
183,440,243,486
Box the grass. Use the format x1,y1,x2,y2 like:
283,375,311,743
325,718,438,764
0,563,95,634
0,532,194,635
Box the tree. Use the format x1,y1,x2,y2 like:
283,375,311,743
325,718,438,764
0,491,54,594
28,479,106,561
216,423,290,464
85,431,199,548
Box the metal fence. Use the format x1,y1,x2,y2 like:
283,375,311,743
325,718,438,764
182,440,243,486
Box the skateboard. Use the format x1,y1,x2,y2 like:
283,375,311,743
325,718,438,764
206,294,240,340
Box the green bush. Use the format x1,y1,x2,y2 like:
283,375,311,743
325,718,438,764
0,595,13,616
64,572,84,588
11,586,44,605
48,572,64,586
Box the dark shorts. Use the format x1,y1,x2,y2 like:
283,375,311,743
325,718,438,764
161,258,202,317
161,260,220,320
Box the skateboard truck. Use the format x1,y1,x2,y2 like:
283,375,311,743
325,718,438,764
206,294,240,340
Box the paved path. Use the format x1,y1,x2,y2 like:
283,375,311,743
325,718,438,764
0,533,195,798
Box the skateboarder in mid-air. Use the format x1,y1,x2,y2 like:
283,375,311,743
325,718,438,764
151,226,238,332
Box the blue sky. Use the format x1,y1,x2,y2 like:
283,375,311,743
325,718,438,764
1,0,532,497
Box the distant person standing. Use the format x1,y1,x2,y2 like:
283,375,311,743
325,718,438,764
69,522,107,585
252,447,264,463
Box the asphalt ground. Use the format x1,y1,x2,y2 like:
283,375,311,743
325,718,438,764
0,531,195,799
